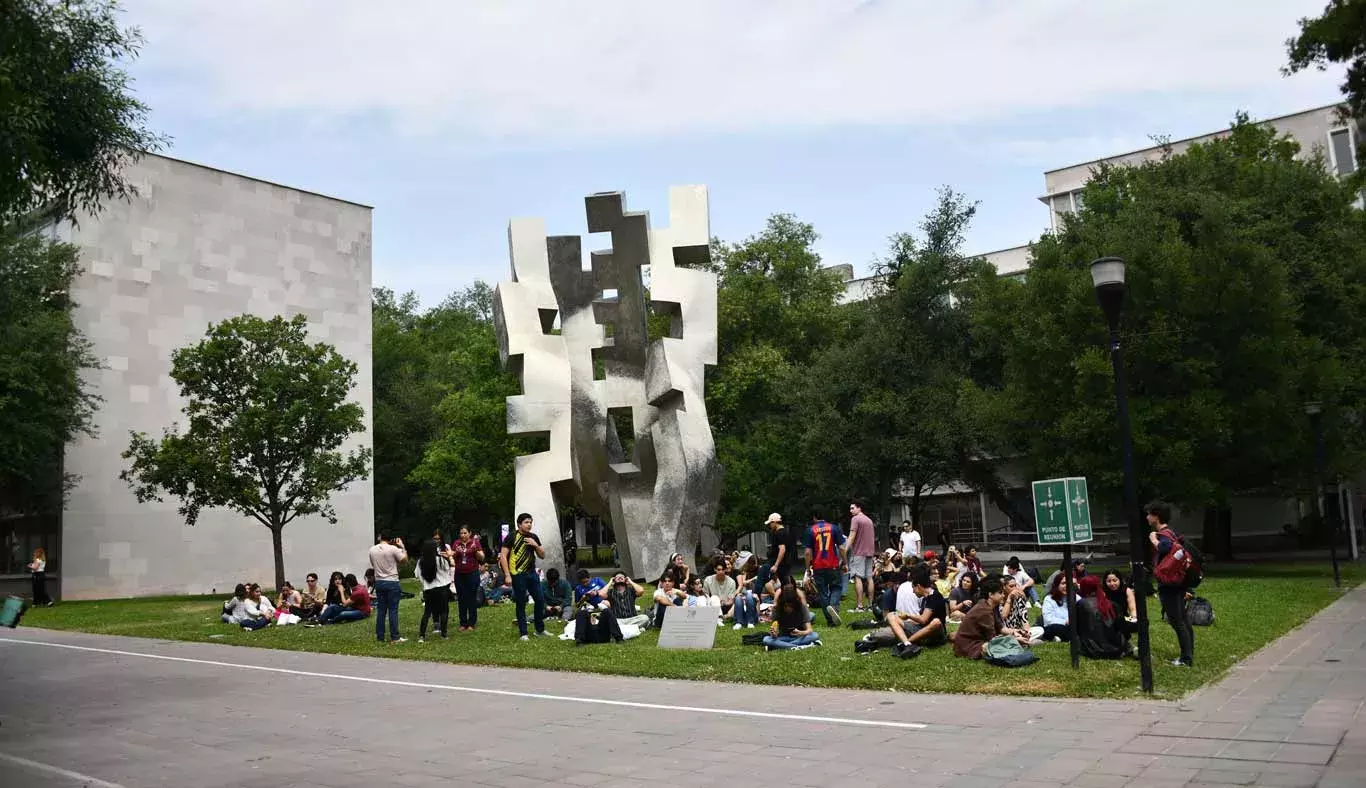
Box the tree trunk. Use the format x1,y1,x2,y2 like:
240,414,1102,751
877,468,893,549
1201,505,1233,561
271,524,286,591
911,484,924,530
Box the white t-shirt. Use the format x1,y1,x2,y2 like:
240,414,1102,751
1006,568,1031,589
31,558,45,573
894,582,922,616
899,531,921,556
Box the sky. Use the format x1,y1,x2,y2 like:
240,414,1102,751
116,0,1345,307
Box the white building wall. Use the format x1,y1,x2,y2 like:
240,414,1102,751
58,154,375,599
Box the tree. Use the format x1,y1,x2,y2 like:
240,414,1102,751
703,214,849,535
0,233,100,516
120,315,371,588
1285,0,1366,166
974,118,1366,553
792,190,999,533
406,283,525,532
1,0,167,225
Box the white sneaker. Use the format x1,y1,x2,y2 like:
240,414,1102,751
1170,659,1189,668
391,637,407,644
746,624,755,629
520,635,530,642
717,620,725,628
732,623,742,630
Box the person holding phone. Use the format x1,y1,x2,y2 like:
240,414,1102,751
499,513,547,641
368,534,409,644
762,578,820,650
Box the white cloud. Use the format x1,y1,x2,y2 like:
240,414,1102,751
122,0,1342,145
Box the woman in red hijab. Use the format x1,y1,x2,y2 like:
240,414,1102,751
1076,575,1125,659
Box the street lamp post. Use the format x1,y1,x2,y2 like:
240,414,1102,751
1305,403,1342,589
1090,256,1154,694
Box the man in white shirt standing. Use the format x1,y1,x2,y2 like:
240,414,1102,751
369,534,408,644
898,521,922,558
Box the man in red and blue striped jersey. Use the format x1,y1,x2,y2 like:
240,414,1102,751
805,512,848,627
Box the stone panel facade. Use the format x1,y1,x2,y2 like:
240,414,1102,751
56,154,374,599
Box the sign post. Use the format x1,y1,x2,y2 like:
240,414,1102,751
1032,477,1093,668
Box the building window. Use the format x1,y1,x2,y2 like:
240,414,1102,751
1328,128,1357,176
1051,193,1075,215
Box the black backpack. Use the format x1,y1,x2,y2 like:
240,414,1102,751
1186,596,1215,626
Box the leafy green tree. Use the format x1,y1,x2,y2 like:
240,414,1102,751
1,0,167,225
406,283,525,531
973,118,1366,553
703,214,848,535
0,233,100,516
1285,0,1366,168
793,190,999,532
120,315,371,588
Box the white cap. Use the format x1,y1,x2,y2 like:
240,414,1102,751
765,512,783,525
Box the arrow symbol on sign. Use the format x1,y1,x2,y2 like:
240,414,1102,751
1072,492,1086,512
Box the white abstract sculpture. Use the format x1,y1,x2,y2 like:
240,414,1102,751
493,187,722,579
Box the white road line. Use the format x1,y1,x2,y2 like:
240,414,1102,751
0,637,926,731
0,750,126,788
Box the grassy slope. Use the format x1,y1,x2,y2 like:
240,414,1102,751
18,563,1361,700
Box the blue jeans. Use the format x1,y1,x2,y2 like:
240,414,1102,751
240,617,269,631
374,579,402,641
511,571,545,636
813,568,843,621
320,605,366,625
732,592,759,626
1026,586,1040,605
763,632,820,649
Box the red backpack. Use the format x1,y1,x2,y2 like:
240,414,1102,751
1153,530,1203,587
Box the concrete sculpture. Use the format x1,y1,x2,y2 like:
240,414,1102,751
493,187,721,580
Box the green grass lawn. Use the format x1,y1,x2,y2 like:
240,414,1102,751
17,562,1361,700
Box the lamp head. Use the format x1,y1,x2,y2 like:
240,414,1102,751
1090,256,1126,327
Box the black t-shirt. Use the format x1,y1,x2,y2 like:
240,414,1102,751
922,589,948,628
768,527,791,568
949,587,975,608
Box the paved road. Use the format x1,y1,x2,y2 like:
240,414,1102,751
0,586,1363,788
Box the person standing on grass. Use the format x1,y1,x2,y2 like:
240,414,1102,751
898,521,921,559
368,534,409,644
417,536,453,642
450,526,485,631
500,512,548,641
805,512,847,627
1147,500,1194,667
847,500,876,613
27,548,52,606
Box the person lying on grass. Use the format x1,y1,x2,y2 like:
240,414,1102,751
952,576,1028,659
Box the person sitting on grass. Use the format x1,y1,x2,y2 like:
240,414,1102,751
685,576,715,607
948,572,978,622
1076,575,1125,660
317,574,370,626
1040,574,1073,642
277,581,302,616
298,573,327,619
652,575,687,628
221,584,248,625
662,552,693,588
1000,575,1039,642
542,568,575,622
324,571,345,608
702,561,738,623
606,573,651,629
482,565,511,605
763,579,821,651
240,585,273,631
963,545,984,575
933,559,955,598
1102,570,1139,654
952,576,1028,658
885,567,948,658
854,570,917,653
1003,557,1038,605
573,568,609,610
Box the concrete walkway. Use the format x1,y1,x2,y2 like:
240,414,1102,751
0,585,1362,787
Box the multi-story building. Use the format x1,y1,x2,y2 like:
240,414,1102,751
834,102,1363,552
9,153,376,599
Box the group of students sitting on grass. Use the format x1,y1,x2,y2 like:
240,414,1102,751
220,572,375,630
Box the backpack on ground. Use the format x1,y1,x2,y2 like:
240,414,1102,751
983,634,1038,667
741,632,768,646
1186,596,1215,626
